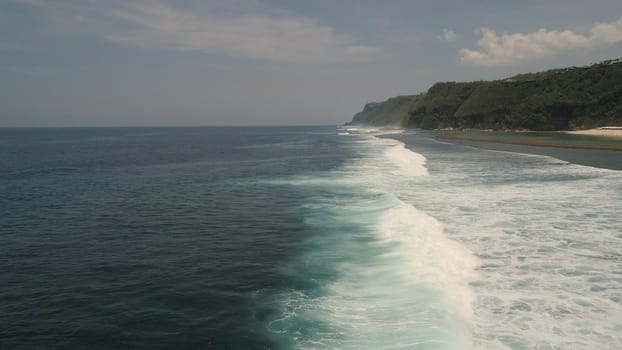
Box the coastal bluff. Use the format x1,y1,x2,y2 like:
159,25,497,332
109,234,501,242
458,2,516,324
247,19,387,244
347,58,622,131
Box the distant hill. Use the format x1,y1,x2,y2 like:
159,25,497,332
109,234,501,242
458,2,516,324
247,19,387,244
347,95,421,127
348,58,622,130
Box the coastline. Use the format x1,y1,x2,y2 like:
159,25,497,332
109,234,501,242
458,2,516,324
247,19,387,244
428,129,622,170
436,129,622,151
349,125,622,169
566,128,622,138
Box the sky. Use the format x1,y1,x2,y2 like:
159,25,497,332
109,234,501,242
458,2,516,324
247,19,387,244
1,0,622,127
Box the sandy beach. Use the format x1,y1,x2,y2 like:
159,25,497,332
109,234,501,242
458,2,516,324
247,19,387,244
436,129,622,152
566,128,622,138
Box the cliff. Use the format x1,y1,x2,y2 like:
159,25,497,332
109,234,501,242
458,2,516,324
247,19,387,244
347,95,421,127
350,58,622,130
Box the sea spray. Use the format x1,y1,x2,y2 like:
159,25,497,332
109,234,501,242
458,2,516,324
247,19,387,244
265,128,478,349
7,126,620,349
389,131,622,349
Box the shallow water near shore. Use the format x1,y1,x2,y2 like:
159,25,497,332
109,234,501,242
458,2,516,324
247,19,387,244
434,130,622,170
1,126,621,349
438,130,622,149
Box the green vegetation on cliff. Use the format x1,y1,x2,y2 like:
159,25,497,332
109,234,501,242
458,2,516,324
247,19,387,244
348,95,421,127
349,58,622,130
407,82,482,129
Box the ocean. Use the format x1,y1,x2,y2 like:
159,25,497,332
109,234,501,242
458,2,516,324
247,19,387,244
1,126,621,349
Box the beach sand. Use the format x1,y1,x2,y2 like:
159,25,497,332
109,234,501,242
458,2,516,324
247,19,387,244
430,130,622,170
435,129,622,152
567,128,622,138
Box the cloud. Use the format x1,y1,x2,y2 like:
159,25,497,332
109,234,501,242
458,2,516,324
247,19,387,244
9,0,45,5
442,29,456,42
104,2,379,64
0,43,19,51
460,16,622,67
11,0,378,64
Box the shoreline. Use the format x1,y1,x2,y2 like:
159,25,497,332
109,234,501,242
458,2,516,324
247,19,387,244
424,130,622,170
565,128,622,138
435,129,622,151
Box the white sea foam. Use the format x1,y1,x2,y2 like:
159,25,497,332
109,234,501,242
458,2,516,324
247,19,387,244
375,129,404,136
343,126,380,134
268,127,622,349
395,141,622,349
268,129,478,349
385,143,429,177
344,126,403,136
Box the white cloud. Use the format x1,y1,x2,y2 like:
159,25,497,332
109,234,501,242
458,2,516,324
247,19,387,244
460,16,622,67
11,0,378,64
104,2,379,64
442,28,456,42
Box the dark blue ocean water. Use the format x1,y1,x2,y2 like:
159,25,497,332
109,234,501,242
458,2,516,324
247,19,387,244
0,127,349,349
2,126,622,349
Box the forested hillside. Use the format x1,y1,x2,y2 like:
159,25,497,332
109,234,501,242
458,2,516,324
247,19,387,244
348,95,421,127
349,59,622,130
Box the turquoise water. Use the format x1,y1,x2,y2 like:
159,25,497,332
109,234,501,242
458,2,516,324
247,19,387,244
1,126,621,349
